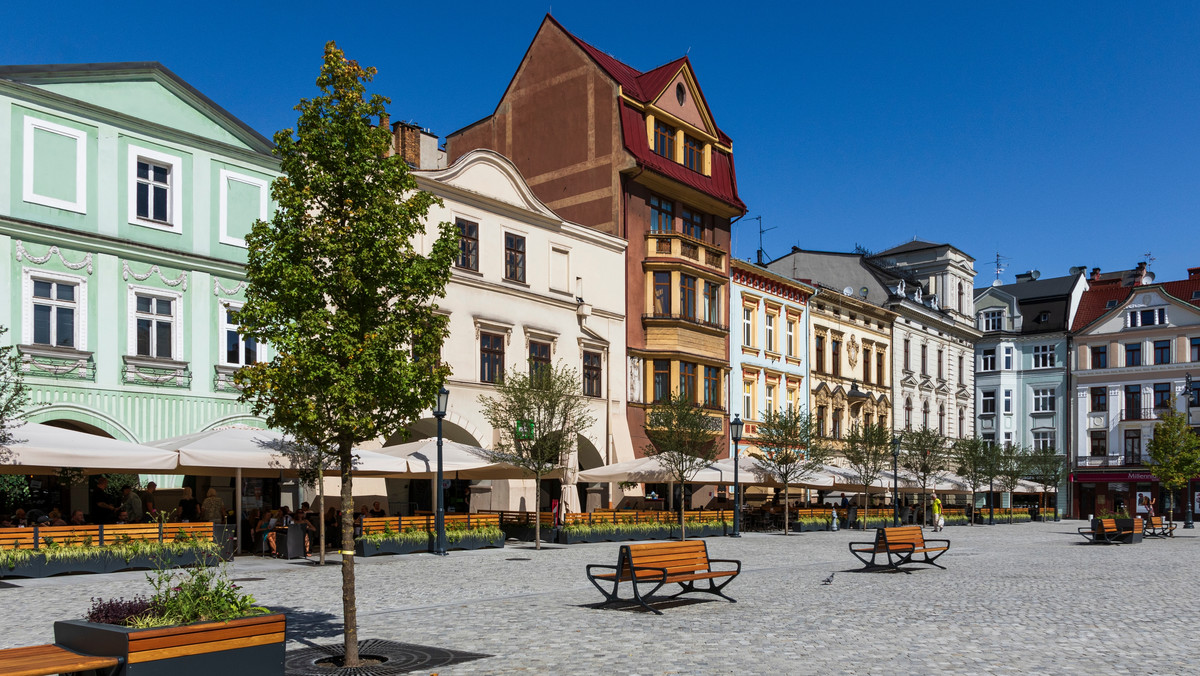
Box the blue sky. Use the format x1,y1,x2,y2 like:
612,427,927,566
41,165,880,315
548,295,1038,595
5,2,1199,286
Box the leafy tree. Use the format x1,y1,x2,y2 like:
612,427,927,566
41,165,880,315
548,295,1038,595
1147,399,1200,526
1024,445,1067,521
0,326,30,507
952,437,998,526
478,362,596,550
841,423,893,529
234,42,456,667
899,427,950,526
643,393,722,540
751,408,830,535
994,444,1031,524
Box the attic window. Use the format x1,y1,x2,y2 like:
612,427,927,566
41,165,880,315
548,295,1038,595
676,82,686,105
1192,290,1200,300
1105,300,1118,309
1038,312,1050,322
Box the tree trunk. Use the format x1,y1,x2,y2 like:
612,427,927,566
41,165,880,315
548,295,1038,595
783,483,790,535
533,475,541,551
969,490,975,526
678,481,686,541
318,475,326,565
339,442,359,667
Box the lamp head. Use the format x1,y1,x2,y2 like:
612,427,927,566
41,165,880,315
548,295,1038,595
730,414,744,442
434,387,450,417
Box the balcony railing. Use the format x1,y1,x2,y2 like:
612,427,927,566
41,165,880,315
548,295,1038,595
642,312,729,332
646,233,725,270
1078,454,1126,467
1121,407,1168,421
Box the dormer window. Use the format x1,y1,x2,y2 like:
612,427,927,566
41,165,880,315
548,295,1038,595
684,135,703,172
1128,308,1166,328
653,121,675,159
981,310,1003,332
1105,300,1118,309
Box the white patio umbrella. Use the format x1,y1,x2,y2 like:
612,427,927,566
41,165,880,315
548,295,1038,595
0,421,179,474
377,438,551,479
150,427,411,555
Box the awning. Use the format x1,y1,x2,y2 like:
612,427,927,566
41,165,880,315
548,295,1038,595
0,422,179,474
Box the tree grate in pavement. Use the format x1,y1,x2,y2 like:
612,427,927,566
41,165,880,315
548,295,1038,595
285,638,491,675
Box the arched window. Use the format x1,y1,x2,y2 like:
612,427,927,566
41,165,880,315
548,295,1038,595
905,398,913,429
938,404,945,435
922,401,930,428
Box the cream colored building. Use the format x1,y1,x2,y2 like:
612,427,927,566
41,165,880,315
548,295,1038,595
378,148,632,514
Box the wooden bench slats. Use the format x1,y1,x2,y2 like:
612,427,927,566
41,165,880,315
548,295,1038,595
0,643,120,676
129,619,286,651
849,526,949,572
1143,516,1176,538
587,539,741,614
0,522,214,551
1079,518,1142,545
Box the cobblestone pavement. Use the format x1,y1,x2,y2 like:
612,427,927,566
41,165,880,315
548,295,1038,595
2,521,1197,674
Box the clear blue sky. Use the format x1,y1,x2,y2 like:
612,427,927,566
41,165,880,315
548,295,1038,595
5,2,1199,286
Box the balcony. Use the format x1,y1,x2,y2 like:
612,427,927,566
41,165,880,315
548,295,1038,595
645,232,725,272
642,312,729,333
1077,455,1125,468
1120,407,1169,421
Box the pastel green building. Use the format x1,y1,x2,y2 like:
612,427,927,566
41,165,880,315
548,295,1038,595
0,62,277,449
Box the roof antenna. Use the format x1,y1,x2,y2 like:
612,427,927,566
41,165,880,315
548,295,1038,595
686,46,691,56
744,216,776,265
1143,251,1156,269
992,251,1010,284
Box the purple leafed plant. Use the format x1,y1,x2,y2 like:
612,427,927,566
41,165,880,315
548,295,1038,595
85,595,158,626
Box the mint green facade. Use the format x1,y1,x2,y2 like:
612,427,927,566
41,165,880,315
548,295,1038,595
0,63,278,443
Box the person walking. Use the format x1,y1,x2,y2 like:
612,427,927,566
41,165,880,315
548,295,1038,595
931,492,944,532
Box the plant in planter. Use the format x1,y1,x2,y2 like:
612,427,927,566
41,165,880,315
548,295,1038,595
55,560,284,674
0,534,221,578
444,524,504,550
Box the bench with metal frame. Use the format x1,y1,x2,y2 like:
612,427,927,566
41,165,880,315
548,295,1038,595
849,525,950,572
0,643,122,676
1078,518,1141,545
1143,516,1176,539
586,540,740,615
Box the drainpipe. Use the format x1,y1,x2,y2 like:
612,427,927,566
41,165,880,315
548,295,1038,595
1064,333,1073,520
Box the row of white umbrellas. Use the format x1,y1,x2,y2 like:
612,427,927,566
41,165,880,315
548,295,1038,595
0,422,1051,494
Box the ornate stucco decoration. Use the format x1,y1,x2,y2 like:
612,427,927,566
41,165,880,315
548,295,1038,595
16,240,93,274
847,335,860,367
213,278,248,296
122,261,188,290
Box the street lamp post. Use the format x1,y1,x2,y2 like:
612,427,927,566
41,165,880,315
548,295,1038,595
891,435,901,526
1186,373,1195,529
433,387,450,556
730,415,744,537
989,477,995,525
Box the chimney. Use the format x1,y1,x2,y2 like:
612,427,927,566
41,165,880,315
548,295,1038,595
1091,267,1102,281
1015,270,1041,283
392,121,423,168
1189,267,1200,280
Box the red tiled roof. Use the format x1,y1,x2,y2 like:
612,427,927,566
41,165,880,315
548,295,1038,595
619,103,745,210
548,15,732,144
1072,278,1200,332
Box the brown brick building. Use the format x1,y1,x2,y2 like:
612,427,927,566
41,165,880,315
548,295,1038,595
447,15,747,462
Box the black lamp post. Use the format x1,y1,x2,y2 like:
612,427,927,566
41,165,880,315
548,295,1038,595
433,387,449,556
1186,373,1195,529
891,435,901,526
730,414,744,537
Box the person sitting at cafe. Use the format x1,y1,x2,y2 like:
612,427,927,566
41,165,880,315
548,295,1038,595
69,509,86,526
177,487,200,522
114,509,130,524
47,509,67,527
11,509,27,527
255,510,276,555
369,501,386,517
120,486,143,523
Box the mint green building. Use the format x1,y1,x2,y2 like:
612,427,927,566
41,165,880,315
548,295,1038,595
0,62,277,452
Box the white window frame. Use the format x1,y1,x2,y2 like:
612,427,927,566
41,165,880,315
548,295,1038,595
23,117,88,213
1003,389,1012,414
981,390,996,414
1032,344,1056,369
742,308,753,347
981,348,996,372
765,384,776,413
1033,431,1055,451
218,169,269,247
1003,345,1013,370
22,268,88,350
742,380,753,419
1033,387,1055,412
765,313,776,352
126,284,184,360
786,319,796,357
128,144,184,233
219,301,263,367
981,310,1003,331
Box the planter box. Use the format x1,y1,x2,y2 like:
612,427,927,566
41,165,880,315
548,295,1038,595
355,535,432,557
445,531,505,551
556,526,674,544
0,548,220,579
678,524,727,538
55,613,285,675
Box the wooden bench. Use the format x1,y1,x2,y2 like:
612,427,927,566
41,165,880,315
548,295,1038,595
849,526,950,572
1078,518,1142,545
0,643,121,676
586,540,740,614
1143,516,1176,539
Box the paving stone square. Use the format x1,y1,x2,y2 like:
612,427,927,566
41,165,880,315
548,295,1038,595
1,521,1195,674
